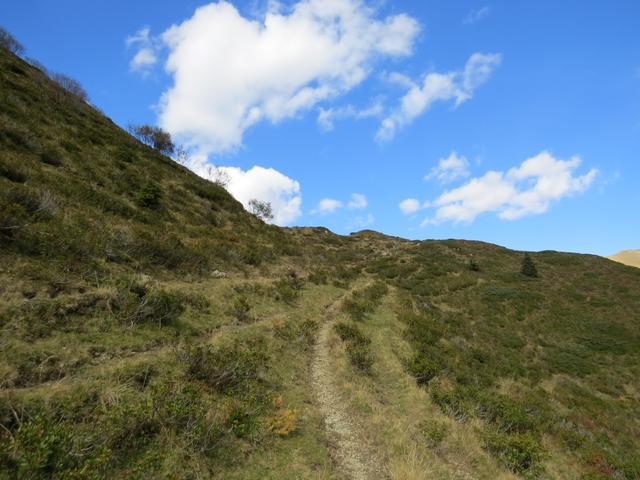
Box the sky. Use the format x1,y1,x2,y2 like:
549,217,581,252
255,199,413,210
3,0,639,255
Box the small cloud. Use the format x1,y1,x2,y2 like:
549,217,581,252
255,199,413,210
423,151,597,224
376,52,501,142
130,48,157,71
348,193,368,209
399,198,421,215
318,102,383,132
126,27,159,74
350,213,375,229
425,152,470,184
463,6,490,25
312,198,343,215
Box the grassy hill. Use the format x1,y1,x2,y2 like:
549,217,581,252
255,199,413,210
1,46,640,480
608,250,640,269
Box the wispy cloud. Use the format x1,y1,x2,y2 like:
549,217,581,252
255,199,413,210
317,102,383,132
312,198,343,215
126,27,158,74
350,213,374,229
425,152,470,184
376,52,501,142
347,193,368,209
463,6,490,25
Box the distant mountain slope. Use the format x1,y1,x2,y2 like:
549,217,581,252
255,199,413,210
608,249,640,268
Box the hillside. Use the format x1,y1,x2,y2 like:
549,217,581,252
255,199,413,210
608,250,640,269
1,46,640,480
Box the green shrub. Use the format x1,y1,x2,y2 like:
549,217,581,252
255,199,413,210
0,410,109,478
183,340,268,393
429,382,473,422
335,322,373,374
228,295,253,323
335,322,369,345
521,253,539,278
0,159,26,182
40,148,63,166
482,430,545,475
419,420,449,448
113,281,185,327
476,393,537,434
135,182,161,208
407,354,440,385
272,276,304,304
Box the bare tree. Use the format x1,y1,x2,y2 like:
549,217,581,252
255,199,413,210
248,199,274,222
26,57,48,75
206,165,230,189
174,144,190,166
51,73,88,101
0,27,24,55
128,124,175,156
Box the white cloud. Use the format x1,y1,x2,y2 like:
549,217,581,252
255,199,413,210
350,213,374,229
158,0,420,154
399,198,421,215
424,151,597,224
348,193,368,209
185,154,302,225
126,27,158,73
425,152,470,183
376,52,501,142
313,198,343,214
463,6,490,25
317,101,383,131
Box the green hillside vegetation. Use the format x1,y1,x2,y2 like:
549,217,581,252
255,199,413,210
1,41,639,479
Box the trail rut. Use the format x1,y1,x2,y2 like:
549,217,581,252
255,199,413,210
311,297,385,480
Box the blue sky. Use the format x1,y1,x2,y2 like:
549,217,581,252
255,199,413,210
3,0,639,255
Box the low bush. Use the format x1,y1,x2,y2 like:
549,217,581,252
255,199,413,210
228,295,253,323
134,182,161,209
419,420,449,448
272,276,304,304
407,353,440,385
183,340,268,393
335,322,373,374
39,148,64,166
0,159,26,182
111,281,185,327
482,430,545,475
476,393,537,434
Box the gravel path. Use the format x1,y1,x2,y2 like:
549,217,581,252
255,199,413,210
311,298,385,480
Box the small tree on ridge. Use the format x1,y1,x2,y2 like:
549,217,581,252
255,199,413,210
521,253,538,278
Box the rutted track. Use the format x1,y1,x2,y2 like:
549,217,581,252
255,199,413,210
311,295,385,480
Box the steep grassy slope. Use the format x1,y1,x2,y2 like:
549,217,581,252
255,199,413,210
608,250,640,269
1,47,640,480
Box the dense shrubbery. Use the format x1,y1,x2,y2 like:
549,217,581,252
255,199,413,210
271,273,305,304
183,340,268,393
482,430,545,475
335,322,373,374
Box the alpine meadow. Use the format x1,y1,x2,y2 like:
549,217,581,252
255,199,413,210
1,3,640,480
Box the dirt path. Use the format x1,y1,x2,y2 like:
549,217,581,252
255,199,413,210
311,297,386,480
